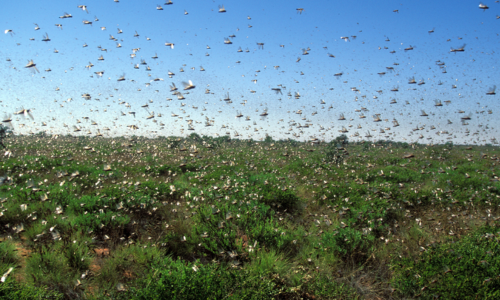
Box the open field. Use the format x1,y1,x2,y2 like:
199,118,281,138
1,0,499,298
1,134,500,299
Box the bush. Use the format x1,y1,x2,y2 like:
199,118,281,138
25,243,82,298
318,227,375,263
168,138,182,149
130,257,278,300
286,138,299,147
303,272,359,299
264,189,301,211
0,239,18,268
192,200,294,256
213,135,231,147
188,132,202,142
391,226,500,299
334,134,349,145
0,279,63,300
264,135,273,143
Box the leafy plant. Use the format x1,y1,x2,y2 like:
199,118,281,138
391,226,500,299
130,256,278,300
0,279,64,300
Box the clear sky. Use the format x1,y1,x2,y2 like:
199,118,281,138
1,0,499,144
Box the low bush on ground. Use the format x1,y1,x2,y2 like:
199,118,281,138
391,225,500,299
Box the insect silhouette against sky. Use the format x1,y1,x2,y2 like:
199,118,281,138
0,0,497,145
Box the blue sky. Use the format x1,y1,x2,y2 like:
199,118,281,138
0,0,499,144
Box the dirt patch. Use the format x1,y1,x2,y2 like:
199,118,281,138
235,234,249,249
89,248,110,274
123,270,134,279
85,285,99,298
13,242,31,282
17,246,31,258
94,248,110,257
90,263,101,273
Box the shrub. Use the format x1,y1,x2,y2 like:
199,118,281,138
303,272,359,299
318,227,375,263
188,132,202,142
192,201,294,256
0,279,63,300
130,257,278,300
391,226,500,299
167,138,182,149
264,189,301,211
335,134,349,145
286,138,299,147
0,239,19,268
25,243,82,298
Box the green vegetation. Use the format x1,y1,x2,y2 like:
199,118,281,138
391,226,500,299
0,124,12,149
0,135,499,299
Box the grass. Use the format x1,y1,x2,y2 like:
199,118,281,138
0,135,499,299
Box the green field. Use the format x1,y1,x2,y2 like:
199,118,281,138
1,134,500,299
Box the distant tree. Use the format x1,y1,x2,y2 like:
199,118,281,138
326,134,349,165
188,132,202,142
168,138,181,149
0,124,12,149
36,131,48,138
201,135,210,142
287,138,299,147
399,142,410,149
264,135,274,143
334,134,349,146
362,141,370,151
214,135,231,145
